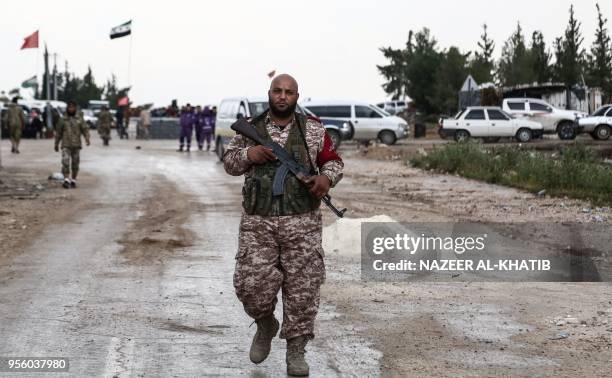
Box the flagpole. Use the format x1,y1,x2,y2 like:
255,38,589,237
127,25,133,88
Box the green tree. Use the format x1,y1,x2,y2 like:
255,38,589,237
554,5,585,86
378,28,442,114
406,28,442,114
377,32,412,100
497,22,535,86
78,66,104,108
470,24,495,84
531,31,552,83
434,47,471,114
586,3,612,101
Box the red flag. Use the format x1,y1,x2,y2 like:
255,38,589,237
118,96,129,106
21,30,39,50
267,70,276,79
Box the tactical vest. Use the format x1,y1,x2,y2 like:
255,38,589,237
242,113,321,216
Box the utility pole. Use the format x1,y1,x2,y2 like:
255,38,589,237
53,53,58,100
44,45,50,101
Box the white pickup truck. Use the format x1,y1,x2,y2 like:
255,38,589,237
439,106,543,143
502,98,587,140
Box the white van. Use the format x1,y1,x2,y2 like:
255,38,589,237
302,100,408,145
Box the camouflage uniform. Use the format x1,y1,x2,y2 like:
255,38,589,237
97,109,113,145
5,103,25,152
224,112,343,340
54,115,90,179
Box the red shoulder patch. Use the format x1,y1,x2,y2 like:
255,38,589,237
307,115,321,123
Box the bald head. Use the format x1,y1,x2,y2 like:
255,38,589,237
268,73,300,120
270,74,299,92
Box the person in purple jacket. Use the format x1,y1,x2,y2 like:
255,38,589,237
178,104,195,152
200,106,215,151
194,105,205,151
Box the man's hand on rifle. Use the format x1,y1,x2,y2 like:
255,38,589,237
247,146,277,164
304,175,331,199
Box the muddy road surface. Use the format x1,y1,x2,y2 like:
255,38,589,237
0,139,610,377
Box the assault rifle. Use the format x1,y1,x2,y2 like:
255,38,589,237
231,118,346,218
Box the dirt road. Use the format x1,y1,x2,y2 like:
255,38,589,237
0,139,610,377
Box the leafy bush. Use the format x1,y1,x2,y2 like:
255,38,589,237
410,143,612,205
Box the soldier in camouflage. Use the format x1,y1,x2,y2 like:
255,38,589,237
97,105,113,146
3,97,25,154
224,74,343,376
54,101,90,189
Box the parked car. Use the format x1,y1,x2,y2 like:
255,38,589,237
439,107,543,143
502,98,587,140
375,100,410,115
81,109,98,129
214,97,353,161
577,104,612,140
302,100,408,145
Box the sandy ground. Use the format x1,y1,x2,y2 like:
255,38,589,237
0,138,610,377
323,154,612,377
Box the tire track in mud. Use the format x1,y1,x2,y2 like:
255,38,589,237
117,175,198,266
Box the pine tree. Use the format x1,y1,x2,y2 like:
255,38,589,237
497,22,536,86
531,31,552,84
470,24,495,84
586,3,612,101
434,47,471,114
554,5,585,86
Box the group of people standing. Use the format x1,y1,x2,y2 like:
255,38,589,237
179,104,216,152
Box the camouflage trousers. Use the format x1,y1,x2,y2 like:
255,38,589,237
234,210,325,340
9,125,21,145
61,147,81,179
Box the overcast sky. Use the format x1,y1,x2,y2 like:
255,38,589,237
1,0,606,107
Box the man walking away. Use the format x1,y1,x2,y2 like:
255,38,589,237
115,107,125,139
194,105,204,150
4,97,25,153
201,106,215,151
178,104,195,152
54,101,90,188
97,105,113,146
123,106,131,139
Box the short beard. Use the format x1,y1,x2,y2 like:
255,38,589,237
269,101,296,119
67,110,76,117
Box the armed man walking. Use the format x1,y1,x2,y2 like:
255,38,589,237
97,105,113,146
54,101,90,189
4,97,25,154
223,74,343,376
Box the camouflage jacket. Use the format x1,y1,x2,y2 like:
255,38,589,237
97,109,113,129
4,103,25,129
223,112,344,187
55,115,90,149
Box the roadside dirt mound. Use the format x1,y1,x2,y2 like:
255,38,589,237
118,176,196,265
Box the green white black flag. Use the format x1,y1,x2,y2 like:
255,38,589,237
110,20,132,39
21,75,38,89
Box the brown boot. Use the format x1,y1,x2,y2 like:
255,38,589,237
286,336,309,376
249,314,279,364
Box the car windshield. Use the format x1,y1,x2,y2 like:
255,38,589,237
248,102,269,117
592,106,611,116
375,106,391,117
454,110,465,119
